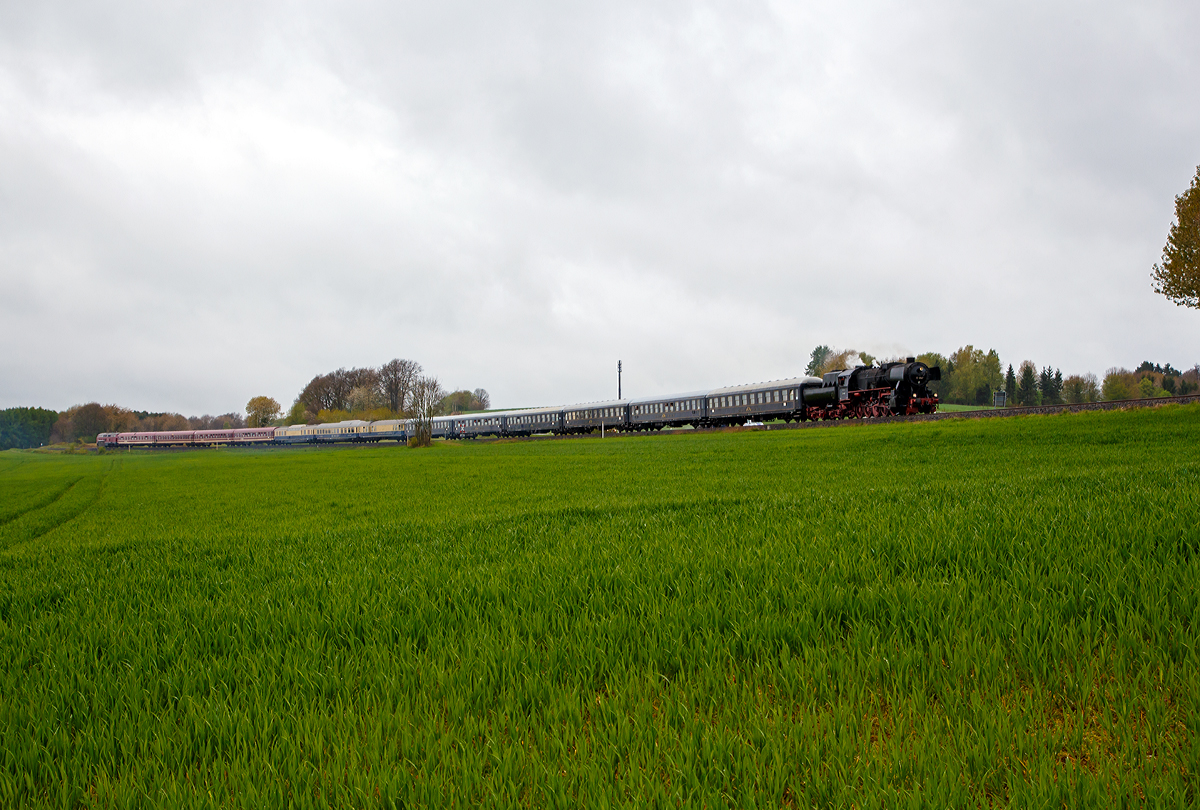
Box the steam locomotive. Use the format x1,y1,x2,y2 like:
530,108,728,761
800,358,941,420
96,358,939,447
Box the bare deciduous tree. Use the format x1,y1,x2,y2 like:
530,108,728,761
379,358,422,414
408,376,445,448
472,388,491,410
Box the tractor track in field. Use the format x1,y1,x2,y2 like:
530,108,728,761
0,477,84,526
0,472,109,552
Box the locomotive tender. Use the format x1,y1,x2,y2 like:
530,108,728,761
96,358,939,448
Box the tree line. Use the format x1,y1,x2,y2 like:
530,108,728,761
288,358,489,426
0,358,488,449
806,345,1199,407
0,403,249,449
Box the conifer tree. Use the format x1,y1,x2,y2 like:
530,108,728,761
1017,362,1039,406
805,345,832,376
1005,364,1017,407
1039,367,1053,402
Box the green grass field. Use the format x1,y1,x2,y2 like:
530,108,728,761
2,406,1198,807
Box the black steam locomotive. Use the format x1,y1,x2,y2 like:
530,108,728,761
799,358,941,420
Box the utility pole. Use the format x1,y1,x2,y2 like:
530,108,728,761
617,360,622,400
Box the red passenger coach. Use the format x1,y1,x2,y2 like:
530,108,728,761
233,427,275,443
193,429,235,445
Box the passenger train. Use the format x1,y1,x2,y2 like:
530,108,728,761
96,358,940,448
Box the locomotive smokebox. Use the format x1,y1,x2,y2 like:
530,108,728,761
906,362,929,386
885,361,940,387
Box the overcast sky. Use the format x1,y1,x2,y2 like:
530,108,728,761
2,1,1198,414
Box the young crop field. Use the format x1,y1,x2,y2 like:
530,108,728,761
1,406,1198,807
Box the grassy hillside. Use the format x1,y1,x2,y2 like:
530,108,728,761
1,406,1198,807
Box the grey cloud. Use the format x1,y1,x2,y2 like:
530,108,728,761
1,1,1198,414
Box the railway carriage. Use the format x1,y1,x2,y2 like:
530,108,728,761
707,377,817,426
273,424,311,444
153,430,195,446
193,429,236,446
457,412,506,438
366,420,407,442
118,430,161,447
305,421,369,443
628,391,708,431
503,407,563,436
233,427,275,444
431,416,455,439
562,400,626,434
